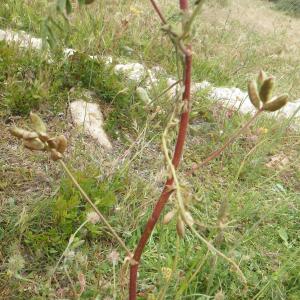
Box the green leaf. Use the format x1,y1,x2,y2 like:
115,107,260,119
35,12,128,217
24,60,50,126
95,191,116,208
66,0,72,14
278,228,290,247
43,20,56,48
71,239,85,249
56,0,67,12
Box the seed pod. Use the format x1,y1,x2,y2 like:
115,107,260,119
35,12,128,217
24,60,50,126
50,149,62,161
22,131,39,140
163,210,176,225
24,138,45,151
257,70,267,86
136,87,151,105
176,218,185,238
38,132,50,142
47,138,57,149
9,127,26,139
259,77,274,103
214,291,225,300
183,211,194,226
30,112,47,134
263,94,288,112
55,135,68,154
9,127,38,140
248,80,261,109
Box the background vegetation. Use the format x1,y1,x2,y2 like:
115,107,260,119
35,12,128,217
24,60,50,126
0,0,299,299
270,0,300,17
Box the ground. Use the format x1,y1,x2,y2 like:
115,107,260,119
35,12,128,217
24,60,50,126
0,0,299,299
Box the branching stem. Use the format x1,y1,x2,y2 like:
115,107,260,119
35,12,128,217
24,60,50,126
149,0,167,24
128,2,192,294
189,109,263,175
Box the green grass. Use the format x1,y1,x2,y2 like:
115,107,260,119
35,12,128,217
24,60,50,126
0,1,300,299
270,0,300,17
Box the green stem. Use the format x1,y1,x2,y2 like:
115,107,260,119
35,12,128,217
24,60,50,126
51,220,89,278
188,224,247,286
59,160,132,257
189,109,263,175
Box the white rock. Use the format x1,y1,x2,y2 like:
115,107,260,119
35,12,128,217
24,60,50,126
114,62,145,81
70,100,112,149
103,56,113,65
167,78,182,98
1,28,300,128
167,78,211,98
63,48,76,57
0,29,42,50
280,100,300,119
192,80,211,93
114,62,160,88
209,87,256,114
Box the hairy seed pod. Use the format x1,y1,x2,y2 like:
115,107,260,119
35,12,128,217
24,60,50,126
259,77,274,103
183,211,194,226
263,94,288,112
47,138,57,149
176,218,185,238
55,135,68,154
9,127,27,139
50,149,62,161
214,291,225,300
30,112,47,134
248,80,261,109
22,131,39,140
38,132,50,142
257,70,267,86
9,127,38,140
163,210,176,225
136,87,151,104
24,138,45,151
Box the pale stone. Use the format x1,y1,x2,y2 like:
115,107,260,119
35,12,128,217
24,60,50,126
0,29,42,50
1,28,299,128
70,100,112,149
114,62,160,88
114,62,145,81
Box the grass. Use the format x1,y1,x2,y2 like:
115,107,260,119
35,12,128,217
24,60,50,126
270,0,300,17
1,0,300,299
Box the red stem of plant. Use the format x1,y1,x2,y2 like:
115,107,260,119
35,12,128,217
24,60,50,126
180,0,189,10
149,0,167,24
129,2,191,299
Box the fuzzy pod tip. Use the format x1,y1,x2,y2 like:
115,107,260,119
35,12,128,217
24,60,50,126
263,94,288,112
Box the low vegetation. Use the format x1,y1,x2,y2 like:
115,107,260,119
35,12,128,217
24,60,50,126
0,0,300,299
270,0,300,17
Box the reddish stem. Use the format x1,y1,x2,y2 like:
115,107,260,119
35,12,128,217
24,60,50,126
149,0,167,24
129,12,192,300
180,0,189,10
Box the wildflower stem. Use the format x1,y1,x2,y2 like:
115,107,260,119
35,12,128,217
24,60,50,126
189,109,263,175
59,160,132,257
149,0,167,24
129,0,193,297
